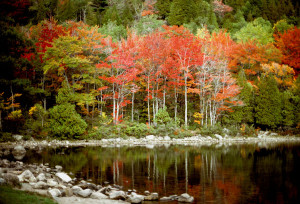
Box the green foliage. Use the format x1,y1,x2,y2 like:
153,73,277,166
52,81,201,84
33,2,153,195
168,0,197,25
154,107,171,125
98,20,127,41
125,122,149,138
0,132,13,142
234,17,273,44
133,15,165,35
228,70,254,124
200,123,224,136
48,103,87,139
0,185,56,204
281,90,295,127
156,0,171,19
273,19,294,34
255,75,282,129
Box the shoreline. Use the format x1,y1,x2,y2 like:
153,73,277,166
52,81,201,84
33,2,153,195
1,134,300,150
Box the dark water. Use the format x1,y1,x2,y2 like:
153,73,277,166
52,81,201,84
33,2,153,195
5,143,300,203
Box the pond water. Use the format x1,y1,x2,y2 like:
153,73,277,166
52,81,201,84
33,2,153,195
5,143,300,203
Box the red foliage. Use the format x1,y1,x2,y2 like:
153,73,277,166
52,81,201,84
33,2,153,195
275,27,300,76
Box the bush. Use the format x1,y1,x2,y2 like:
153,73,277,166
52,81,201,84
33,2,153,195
154,107,171,125
200,123,224,136
0,132,13,142
125,122,149,138
48,103,87,139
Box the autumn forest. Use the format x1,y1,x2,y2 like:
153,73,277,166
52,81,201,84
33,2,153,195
0,0,300,140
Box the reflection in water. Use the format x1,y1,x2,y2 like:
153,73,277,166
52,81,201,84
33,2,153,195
4,143,300,203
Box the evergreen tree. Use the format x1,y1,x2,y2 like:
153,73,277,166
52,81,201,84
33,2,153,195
227,70,254,124
281,90,295,127
156,0,172,19
255,75,282,129
168,0,197,25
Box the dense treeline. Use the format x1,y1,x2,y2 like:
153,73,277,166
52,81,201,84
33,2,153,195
0,0,299,140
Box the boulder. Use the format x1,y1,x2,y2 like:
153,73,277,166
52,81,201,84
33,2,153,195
72,186,83,195
47,188,62,198
160,196,172,201
109,190,126,200
55,165,63,172
164,136,171,141
36,173,46,181
145,135,155,140
34,181,48,189
12,145,26,160
0,178,5,185
64,187,73,197
126,192,144,204
214,134,223,140
12,135,23,141
178,193,194,203
47,179,58,187
91,191,108,199
144,192,159,201
77,188,93,198
3,173,20,187
55,172,72,183
18,170,37,183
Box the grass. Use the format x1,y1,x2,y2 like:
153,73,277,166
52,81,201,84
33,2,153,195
0,185,56,204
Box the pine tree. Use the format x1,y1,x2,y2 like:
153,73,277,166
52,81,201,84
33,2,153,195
255,75,282,129
168,0,197,25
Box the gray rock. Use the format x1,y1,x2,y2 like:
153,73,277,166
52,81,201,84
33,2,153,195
145,135,155,140
72,186,83,195
18,170,37,183
47,179,58,187
3,173,20,187
126,192,144,203
178,193,194,203
160,196,172,201
47,188,62,198
37,173,46,181
56,172,72,183
12,134,23,141
164,136,171,141
65,187,73,197
77,189,93,198
34,181,48,189
91,191,108,199
144,192,159,201
215,134,223,140
109,190,126,200
0,178,5,185
55,165,63,172
12,145,26,160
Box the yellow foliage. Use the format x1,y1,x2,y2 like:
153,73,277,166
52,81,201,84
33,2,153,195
8,110,22,120
29,106,37,116
193,112,203,126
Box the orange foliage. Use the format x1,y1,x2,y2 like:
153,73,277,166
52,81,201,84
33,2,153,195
275,27,300,76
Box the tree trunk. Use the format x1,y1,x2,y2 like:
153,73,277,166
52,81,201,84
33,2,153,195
147,77,151,125
131,91,134,122
184,71,188,129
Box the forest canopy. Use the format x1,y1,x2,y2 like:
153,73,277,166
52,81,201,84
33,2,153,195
0,0,299,140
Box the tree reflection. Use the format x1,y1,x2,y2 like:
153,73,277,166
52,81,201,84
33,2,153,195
20,143,300,203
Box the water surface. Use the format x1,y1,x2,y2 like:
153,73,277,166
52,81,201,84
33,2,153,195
5,143,300,203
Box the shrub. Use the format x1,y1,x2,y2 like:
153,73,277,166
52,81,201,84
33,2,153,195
125,122,149,138
48,103,87,139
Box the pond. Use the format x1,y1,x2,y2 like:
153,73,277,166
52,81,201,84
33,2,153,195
5,143,300,203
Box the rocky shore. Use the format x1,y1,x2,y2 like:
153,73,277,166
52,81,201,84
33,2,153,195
1,131,300,151
0,159,194,203
1,131,300,203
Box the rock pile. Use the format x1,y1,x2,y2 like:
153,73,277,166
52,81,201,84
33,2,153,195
0,158,195,203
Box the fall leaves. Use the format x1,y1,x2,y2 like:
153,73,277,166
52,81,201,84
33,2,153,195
15,19,300,128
